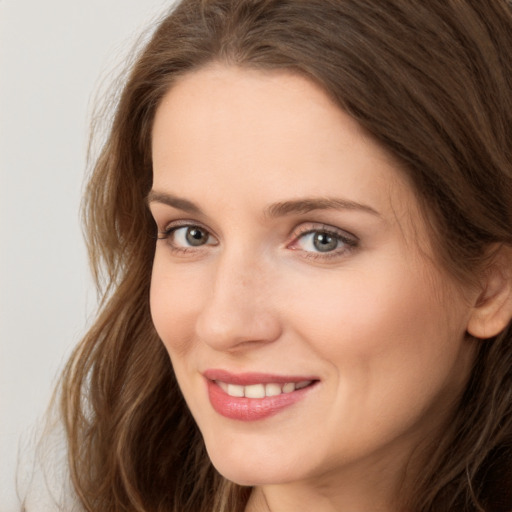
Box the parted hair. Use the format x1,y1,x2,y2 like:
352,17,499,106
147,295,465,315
61,1,512,510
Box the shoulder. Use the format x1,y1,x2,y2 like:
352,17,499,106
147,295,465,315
17,413,83,512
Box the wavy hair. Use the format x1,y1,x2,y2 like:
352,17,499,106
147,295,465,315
61,1,512,510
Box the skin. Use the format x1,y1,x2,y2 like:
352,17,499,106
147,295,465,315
148,65,481,512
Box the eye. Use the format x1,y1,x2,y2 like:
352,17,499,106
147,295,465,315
158,224,217,250
289,226,358,257
299,231,340,252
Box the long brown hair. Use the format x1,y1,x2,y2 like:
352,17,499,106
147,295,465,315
61,1,512,510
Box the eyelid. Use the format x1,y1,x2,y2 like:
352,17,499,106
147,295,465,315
158,219,216,238
291,222,358,242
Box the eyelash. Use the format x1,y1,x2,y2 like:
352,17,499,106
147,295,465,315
156,221,358,260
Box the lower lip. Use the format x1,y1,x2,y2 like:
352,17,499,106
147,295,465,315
206,380,316,421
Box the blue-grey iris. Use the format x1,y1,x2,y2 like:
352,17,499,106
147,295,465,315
313,232,338,252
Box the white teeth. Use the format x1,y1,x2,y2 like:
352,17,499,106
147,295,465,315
218,380,313,398
265,383,282,396
282,382,295,393
227,384,244,397
244,384,265,398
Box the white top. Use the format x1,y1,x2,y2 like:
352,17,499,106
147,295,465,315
17,415,82,512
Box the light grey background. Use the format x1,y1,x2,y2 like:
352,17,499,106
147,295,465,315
0,1,175,509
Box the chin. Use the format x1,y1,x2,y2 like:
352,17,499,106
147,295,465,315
205,444,299,486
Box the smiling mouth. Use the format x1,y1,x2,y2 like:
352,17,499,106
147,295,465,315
203,369,319,420
206,378,318,421
215,380,313,398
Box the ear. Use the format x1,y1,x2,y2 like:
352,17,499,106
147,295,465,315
467,245,512,339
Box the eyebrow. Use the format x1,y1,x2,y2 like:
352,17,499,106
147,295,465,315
265,197,380,218
147,191,204,215
147,191,380,218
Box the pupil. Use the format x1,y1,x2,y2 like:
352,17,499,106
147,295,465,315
186,227,207,246
313,232,338,252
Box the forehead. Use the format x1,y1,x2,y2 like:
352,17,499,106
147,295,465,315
151,64,418,230
153,65,383,164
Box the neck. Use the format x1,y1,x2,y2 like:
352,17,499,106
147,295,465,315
244,464,404,512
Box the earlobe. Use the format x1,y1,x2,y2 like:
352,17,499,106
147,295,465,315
467,246,512,340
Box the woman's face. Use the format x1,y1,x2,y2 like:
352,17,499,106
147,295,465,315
149,65,478,490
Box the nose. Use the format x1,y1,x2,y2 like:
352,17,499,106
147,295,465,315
195,250,282,352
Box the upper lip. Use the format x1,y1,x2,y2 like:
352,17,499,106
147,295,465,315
203,369,319,385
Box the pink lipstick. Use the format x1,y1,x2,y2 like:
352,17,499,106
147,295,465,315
203,369,318,421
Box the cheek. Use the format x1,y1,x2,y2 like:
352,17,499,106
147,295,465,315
285,267,431,351
286,262,472,409
280,268,474,465
149,255,203,358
